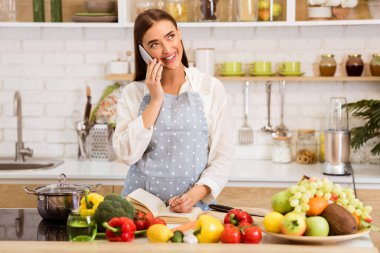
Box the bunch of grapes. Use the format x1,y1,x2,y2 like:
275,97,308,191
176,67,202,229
286,177,373,222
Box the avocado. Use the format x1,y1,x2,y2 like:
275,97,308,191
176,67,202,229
322,203,358,235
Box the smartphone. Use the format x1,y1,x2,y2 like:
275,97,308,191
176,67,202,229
138,44,153,64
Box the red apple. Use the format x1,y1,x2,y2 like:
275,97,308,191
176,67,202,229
280,212,306,236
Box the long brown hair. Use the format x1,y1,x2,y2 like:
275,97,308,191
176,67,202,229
133,9,189,81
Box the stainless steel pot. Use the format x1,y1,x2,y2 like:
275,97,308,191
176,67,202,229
24,173,101,220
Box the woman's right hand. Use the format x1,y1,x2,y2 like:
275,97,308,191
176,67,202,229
145,59,164,103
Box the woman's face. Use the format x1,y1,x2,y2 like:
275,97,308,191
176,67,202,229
141,20,183,70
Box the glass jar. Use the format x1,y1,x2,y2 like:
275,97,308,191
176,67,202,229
258,0,282,21
319,54,337,77
0,0,16,21
296,129,317,164
370,53,380,77
200,0,218,21
237,0,257,21
272,136,292,164
217,0,235,22
345,54,364,77
165,0,188,22
135,0,158,17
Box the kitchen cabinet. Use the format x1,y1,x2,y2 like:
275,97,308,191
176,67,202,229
1,0,379,28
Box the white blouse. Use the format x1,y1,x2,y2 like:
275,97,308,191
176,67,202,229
113,67,233,202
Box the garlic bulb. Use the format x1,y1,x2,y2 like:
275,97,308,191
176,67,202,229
325,0,341,6
341,0,358,8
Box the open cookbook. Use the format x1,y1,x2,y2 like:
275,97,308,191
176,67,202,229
126,188,203,224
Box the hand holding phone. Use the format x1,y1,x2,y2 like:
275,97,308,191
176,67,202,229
139,44,153,64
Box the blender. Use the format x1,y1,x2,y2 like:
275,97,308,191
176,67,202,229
323,97,352,176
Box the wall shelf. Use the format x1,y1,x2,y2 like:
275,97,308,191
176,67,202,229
106,74,380,82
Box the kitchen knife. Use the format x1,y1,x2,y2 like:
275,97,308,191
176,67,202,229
208,204,265,217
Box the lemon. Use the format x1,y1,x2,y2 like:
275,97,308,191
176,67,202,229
263,211,284,233
147,224,174,243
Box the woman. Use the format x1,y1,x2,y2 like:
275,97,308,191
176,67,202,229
113,9,233,213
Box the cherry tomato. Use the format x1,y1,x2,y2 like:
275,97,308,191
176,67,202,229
221,224,241,243
241,226,262,244
147,217,166,228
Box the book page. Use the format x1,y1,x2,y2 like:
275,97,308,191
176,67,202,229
127,188,166,217
158,206,203,223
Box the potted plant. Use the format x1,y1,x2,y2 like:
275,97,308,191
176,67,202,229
347,99,380,157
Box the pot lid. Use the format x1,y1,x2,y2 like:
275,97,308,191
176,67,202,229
34,173,90,195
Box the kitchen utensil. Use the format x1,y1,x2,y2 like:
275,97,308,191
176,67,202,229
208,204,265,217
323,97,352,175
76,121,88,160
238,81,254,144
84,0,116,13
262,81,274,133
86,124,116,161
272,80,291,138
23,173,101,220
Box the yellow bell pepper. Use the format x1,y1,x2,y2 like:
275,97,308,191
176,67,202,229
194,214,224,243
79,189,104,216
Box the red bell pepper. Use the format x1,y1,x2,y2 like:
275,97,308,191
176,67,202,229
224,209,253,226
241,225,262,244
134,211,154,230
103,217,136,242
220,224,241,243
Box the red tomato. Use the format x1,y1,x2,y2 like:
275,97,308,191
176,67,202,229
134,211,155,230
148,217,166,228
241,226,262,244
221,224,241,243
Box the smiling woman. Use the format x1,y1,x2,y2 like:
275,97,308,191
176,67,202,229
112,9,233,214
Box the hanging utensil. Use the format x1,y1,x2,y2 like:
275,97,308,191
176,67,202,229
238,81,254,144
262,81,274,133
272,80,291,138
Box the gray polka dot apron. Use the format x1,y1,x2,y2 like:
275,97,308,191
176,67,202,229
121,91,210,210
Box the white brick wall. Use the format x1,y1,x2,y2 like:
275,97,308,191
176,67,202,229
0,25,379,160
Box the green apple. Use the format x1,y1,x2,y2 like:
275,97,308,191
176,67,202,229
305,216,329,236
273,3,282,17
271,190,294,214
258,0,270,10
280,212,307,236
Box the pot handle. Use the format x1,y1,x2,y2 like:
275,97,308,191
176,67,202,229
23,186,37,195
89,184,102,192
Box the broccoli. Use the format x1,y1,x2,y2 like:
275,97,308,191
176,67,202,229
93,193,135,232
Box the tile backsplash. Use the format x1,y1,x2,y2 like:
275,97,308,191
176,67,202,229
0,25,379,159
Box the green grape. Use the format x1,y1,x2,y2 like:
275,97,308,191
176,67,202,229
341,198,349,205
339,192,347,199
290,199,300,207
357,202,364,209
299,185,306,192
363,206,373,213
294,205,302,213
347,194,355,202
316,181,323,189
316,190,324,197
324,193,331,200
362,212,370,219
301,195,309,203
309,182,317,189
355,208,362,216
289,185,298,194
347,205,355,213
322,184,332,193
294,192,302,199
351,198,360,207
301,203,310,211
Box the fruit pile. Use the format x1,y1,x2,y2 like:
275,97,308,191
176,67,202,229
264,177,373,236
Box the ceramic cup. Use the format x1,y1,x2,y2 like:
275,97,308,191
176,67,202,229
249,61,272,73
220,61,242,73
280,61,301,73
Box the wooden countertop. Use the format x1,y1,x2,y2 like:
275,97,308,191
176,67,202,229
0,241,378,253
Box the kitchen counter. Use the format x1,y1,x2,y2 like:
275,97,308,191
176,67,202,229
0,240,378,253
0,159,379,189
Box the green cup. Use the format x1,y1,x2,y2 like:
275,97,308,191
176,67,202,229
280,61,301,73
220,61,242,73
250,61,272,73
67,212,97,242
